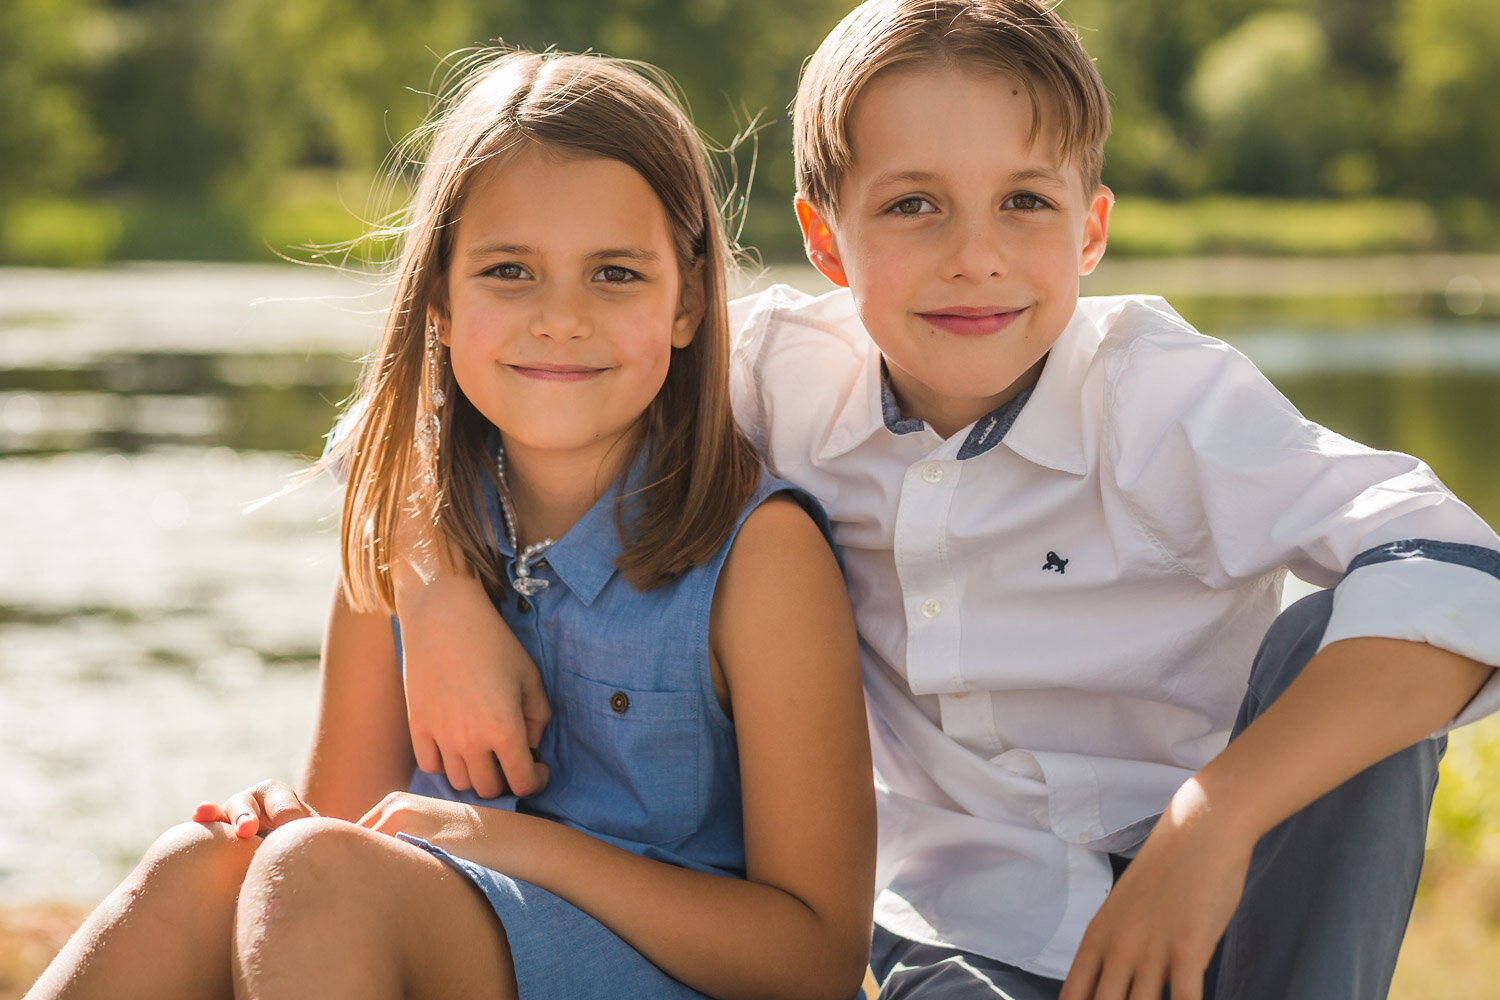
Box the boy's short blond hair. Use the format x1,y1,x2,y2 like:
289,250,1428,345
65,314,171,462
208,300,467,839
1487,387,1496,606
794,0,1110,218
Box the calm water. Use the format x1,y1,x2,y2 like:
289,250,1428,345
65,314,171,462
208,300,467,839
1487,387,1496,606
1,261,1498,904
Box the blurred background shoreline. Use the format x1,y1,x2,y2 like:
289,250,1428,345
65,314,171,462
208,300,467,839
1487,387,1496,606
3,257,1499,998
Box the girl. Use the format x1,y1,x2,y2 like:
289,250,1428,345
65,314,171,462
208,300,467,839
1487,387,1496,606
27,49,874,1000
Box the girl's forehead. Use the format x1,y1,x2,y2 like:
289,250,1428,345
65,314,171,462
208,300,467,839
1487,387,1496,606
450,149,675,255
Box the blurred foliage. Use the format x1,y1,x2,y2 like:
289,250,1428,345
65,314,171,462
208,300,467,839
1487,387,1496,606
2,0,1498,264
1110,196,1440,256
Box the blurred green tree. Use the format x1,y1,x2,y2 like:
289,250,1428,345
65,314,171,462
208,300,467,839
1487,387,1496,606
0,0,103,208
1386,0,1500,203
1186,10,1362,196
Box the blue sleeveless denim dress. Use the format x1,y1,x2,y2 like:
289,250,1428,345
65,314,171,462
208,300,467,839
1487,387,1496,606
397,457,835,999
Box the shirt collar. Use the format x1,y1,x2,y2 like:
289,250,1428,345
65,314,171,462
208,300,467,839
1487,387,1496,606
876,358,1034,460
814,296,1093,469
998,303,1101,476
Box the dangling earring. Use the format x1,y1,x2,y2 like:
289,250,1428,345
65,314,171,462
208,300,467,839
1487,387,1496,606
425,319,446,443
417,320,447,492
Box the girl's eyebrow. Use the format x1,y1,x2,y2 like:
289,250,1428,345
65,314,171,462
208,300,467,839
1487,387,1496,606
463,243,661,264
587,247,661,264
465,242,534,260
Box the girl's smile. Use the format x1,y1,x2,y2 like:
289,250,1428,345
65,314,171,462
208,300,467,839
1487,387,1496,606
507,363,612,382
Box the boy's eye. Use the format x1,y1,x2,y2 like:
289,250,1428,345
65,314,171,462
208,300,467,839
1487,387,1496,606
889,197,936,216
1004,192,1051,211
594,265,640,283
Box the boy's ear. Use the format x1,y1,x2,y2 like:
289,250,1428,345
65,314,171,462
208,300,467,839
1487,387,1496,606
795,197,849,288
1077,186,1114,276
672,261,706,349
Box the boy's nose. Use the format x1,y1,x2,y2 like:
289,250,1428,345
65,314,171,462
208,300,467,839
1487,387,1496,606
944,218,1007,281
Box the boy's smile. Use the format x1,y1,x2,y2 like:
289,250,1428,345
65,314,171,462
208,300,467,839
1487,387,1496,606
798,65,1112,439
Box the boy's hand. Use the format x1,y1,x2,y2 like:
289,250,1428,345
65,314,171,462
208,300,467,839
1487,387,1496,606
1059,778,1252,1000
396,569,552,799
192,780,317,839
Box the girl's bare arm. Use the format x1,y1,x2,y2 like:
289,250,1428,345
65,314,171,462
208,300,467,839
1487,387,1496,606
299,580,418,820
363,496,876,1000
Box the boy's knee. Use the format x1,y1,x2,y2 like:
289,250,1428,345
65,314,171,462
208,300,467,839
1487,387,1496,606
1245,589,1335,710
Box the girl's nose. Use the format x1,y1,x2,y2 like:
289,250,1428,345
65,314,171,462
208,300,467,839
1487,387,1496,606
529,284,590,341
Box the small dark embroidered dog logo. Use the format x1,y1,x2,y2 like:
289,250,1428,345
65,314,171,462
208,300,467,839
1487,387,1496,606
1043,551,1069,574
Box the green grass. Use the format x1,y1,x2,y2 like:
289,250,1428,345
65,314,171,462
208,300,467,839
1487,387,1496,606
1108,196,1451,257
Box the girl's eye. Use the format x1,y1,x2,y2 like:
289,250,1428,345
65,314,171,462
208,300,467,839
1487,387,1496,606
889,197,935,216
594,265,640,284
1005,192,1051,211
490,262,530,280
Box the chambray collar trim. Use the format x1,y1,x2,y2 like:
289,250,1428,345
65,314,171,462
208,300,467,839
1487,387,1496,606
876,359,1035,460
1344,539,1500,583
482,436,632,607
1000,303,1099,476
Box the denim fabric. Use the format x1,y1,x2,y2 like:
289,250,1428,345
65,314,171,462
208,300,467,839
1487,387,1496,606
1344,537,1500,582
403,459,834,999
870,587,1444,1000
871,925,1063,1000
1212,589,1443,1000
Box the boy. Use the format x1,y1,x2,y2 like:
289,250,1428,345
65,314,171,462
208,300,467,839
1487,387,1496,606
393,2,1500,997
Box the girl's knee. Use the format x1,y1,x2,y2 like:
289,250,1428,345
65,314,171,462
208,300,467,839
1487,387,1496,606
136,821,258,891
237,818,380,924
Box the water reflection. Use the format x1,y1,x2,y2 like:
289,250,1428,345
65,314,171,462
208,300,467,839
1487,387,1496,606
0,263,1497,905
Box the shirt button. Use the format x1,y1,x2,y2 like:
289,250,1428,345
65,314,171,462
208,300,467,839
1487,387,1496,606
609,691,630,714
517,596,531,614
921,462,944,484
920,599,942,619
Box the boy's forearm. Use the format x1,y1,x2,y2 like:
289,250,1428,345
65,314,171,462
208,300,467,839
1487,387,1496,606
1189,636,1491,846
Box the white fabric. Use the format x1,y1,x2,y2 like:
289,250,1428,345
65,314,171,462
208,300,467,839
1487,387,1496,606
729,285,1500,979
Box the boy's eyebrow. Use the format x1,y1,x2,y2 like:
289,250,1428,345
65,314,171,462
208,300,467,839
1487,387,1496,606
865,166,1070,190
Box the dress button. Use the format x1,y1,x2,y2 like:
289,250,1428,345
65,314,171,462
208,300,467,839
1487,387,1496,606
609,691,630,714
517,596,531,613
922,462,944,484
920,598,942,619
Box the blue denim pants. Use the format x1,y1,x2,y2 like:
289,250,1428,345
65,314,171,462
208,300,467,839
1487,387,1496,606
871,590,1445,1000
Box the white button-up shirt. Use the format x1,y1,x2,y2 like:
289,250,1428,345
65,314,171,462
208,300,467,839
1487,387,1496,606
729,285,1500,979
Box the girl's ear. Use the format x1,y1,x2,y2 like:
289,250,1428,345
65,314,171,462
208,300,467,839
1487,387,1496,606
795,197,849,288
672,262,706,349
427,294,451,345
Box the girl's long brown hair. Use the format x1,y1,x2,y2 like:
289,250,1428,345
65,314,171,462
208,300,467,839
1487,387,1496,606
331,49,761,612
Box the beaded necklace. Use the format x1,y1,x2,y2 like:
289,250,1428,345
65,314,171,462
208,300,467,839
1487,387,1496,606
495,441,555,596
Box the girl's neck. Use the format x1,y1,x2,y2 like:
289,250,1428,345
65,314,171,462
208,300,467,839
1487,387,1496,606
500,431,641,548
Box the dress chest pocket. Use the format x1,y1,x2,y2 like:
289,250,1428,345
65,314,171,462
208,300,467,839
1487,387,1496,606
542,668,702,846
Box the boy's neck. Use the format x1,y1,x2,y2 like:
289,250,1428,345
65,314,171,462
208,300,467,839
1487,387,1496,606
887,354,1045,440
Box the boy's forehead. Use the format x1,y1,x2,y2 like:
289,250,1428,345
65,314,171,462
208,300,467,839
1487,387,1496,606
844,66,1074,184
